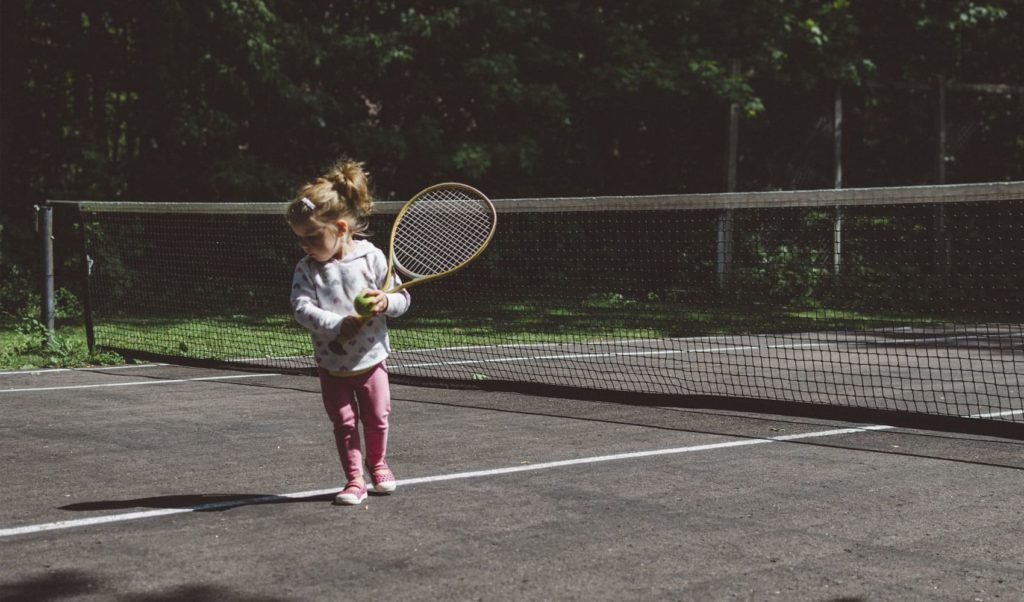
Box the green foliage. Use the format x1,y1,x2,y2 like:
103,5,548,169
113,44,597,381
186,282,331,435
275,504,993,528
54,287,83,320
732,242,831,309
1,0,1021,312
0,251,34,318
0,311,120,370
3,0,1020,205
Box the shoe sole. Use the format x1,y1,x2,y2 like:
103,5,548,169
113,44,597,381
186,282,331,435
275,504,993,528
366,463,397,495
333,491,367,505
372,481,397,494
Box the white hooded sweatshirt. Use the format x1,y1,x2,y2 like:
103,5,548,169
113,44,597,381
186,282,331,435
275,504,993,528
290,239,410,375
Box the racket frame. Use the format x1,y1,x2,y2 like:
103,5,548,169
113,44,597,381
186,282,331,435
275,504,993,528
381,182,497,294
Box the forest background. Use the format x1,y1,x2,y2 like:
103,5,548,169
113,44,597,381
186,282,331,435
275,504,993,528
1,0,1022,366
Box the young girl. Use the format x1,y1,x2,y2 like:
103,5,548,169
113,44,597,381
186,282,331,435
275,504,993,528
286,159,410,506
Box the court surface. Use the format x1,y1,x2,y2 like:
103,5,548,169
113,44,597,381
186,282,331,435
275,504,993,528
2,364,1023,601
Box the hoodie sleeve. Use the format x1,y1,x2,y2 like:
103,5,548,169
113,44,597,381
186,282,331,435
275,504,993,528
290,260,344,335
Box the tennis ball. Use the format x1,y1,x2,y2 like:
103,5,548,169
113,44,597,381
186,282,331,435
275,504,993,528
354,292,375,317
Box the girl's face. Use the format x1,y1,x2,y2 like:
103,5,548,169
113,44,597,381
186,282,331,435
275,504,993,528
291,220,349,263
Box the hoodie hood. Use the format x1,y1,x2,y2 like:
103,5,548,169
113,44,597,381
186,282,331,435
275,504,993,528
339,239,376,263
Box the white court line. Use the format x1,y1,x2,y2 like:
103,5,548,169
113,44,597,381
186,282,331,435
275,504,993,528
0,363,168,376
394,329,1022,357
971,409,1024,419
886,332,1024,346
225,338,787,370
0,423,895,539
393,341,826,370
0,372,280,394
392,332,1024,370
2,408,1021,539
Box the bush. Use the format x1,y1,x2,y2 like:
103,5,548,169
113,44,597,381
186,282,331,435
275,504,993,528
0,311,122,369
0,257,35,320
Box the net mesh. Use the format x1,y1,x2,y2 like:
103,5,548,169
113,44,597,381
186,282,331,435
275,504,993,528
393,186,495,278
56,182,1024,430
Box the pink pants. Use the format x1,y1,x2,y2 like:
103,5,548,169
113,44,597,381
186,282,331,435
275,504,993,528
318,364,391,482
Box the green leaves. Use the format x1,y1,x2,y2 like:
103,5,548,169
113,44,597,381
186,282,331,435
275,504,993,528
1,0,1020,209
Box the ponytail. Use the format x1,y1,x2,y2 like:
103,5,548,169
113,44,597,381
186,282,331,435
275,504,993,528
286,158,374,237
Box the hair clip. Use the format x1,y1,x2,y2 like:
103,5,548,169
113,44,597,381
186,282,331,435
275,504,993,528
301,197,316,210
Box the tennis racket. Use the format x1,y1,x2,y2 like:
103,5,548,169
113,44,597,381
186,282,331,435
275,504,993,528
352,182,496,321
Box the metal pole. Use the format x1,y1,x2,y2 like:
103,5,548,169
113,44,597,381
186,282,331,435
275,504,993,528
935,77,950,287
718,59,740,289
726,59,741,194
936,75,947,184
717,211,734,290
833,83,844,277
833,83,843,190
37,205,55,347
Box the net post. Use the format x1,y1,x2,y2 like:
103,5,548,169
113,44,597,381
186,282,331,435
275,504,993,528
36,204,55,348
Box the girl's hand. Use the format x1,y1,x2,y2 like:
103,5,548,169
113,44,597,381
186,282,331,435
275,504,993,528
339,315,363,339
358,289,389,316
339,291,388,339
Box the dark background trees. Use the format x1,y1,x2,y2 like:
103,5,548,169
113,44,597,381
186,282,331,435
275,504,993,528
2,0,1022,317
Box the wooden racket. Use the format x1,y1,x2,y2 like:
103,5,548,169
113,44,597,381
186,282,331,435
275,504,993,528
383,182,496,292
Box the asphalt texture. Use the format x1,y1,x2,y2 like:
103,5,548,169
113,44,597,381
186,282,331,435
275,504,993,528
2,364,1023,601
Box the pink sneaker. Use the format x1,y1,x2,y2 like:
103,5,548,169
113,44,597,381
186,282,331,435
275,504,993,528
334,481,368,506
368,464,397,494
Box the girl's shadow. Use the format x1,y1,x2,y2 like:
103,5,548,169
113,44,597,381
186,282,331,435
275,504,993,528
60,492,335,513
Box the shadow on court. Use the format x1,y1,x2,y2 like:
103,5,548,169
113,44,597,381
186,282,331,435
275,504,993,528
0,570,291,602
60,493,333,513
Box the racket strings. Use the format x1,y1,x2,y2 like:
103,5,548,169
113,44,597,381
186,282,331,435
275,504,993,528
393,188,494,278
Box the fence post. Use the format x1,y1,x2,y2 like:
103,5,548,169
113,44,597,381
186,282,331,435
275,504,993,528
934,76,950,288
37,205,55,347
833,83,844,277
718,59,740,290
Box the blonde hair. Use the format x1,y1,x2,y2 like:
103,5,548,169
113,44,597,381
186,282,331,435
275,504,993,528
286,158,374,237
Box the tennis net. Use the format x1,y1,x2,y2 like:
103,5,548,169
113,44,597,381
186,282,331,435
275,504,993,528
52,182,1024,432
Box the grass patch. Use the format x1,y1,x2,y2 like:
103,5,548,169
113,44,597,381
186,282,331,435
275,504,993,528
74,295,953,365
93,315,310,361
0,320,123,371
